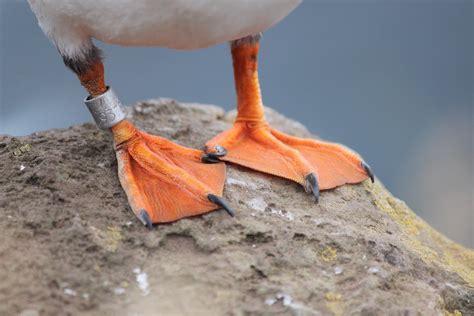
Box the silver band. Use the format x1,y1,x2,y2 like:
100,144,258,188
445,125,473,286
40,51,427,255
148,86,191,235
84,87,126,129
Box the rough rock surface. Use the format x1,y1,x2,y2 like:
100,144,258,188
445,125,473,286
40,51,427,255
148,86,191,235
0,99,472,316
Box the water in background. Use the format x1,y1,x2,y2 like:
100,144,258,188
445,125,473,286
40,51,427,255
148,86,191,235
1,1,472,247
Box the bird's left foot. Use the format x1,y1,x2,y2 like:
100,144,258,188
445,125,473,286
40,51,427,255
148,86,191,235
204,121,374,202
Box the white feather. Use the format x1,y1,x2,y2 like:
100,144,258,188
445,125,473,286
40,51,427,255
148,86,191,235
28,0,301,59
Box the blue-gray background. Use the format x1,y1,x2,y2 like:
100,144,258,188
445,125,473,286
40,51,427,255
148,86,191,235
1,1,472,247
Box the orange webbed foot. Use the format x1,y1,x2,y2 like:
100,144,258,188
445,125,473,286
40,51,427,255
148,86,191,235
113,120,233,227
204,121,374,202
207,35,374,202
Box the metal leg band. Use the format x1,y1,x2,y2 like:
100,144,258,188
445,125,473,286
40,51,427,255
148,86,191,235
84,87,126,129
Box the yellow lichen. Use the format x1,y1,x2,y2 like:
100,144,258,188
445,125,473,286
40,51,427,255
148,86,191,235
325,292,342,301
444,309,462,316
365,181,474,287
406,238,438,264
370,183,421,236
324,292,345,316
320,246,337,263
12,143,31,156
90,226,123,252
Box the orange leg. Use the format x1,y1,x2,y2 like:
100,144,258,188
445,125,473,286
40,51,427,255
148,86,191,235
77,60,233,226
204,35,373,201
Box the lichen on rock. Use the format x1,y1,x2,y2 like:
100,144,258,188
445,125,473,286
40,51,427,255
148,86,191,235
0,99,472,315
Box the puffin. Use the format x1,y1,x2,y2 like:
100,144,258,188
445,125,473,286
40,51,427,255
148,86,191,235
27,0,373,227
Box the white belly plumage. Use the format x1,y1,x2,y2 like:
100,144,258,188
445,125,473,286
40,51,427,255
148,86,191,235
28,0,301,58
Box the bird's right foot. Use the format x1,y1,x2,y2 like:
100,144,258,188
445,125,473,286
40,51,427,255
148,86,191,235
111,120,233,226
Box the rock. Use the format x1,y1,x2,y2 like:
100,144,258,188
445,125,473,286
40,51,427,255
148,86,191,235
18,310,39,316
0,99,472,316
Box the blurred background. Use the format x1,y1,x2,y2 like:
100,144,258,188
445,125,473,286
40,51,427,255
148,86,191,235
0,1,472,247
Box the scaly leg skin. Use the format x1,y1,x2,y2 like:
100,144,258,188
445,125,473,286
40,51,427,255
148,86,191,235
72,49,233,227
204,34,374,202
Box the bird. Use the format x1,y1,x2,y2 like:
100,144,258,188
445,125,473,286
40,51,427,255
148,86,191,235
28,0,373,227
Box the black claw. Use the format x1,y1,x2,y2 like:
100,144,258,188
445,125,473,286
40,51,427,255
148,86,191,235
208,194,235,217
139,209,153,229
361,161,375,183
201,155,222,163
305,173,320,204
202,145,227,164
